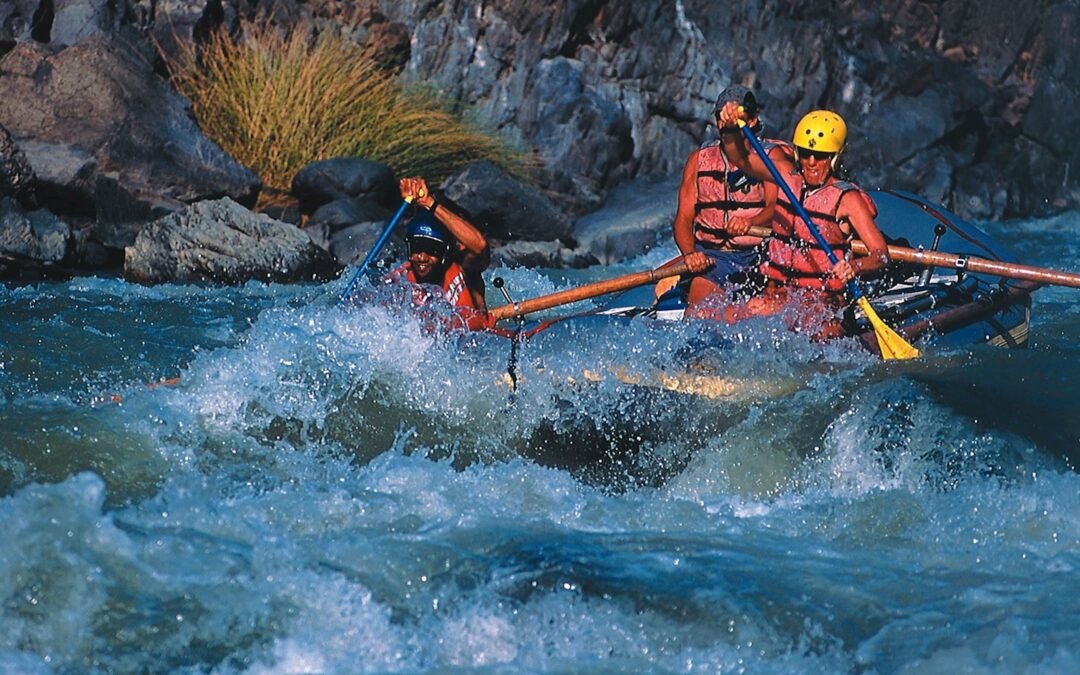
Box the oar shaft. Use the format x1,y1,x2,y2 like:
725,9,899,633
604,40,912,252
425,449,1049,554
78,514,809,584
338,199,412,304
489,262,691,321
865,243,1080,289
739,125,863,300
743,225,1080,289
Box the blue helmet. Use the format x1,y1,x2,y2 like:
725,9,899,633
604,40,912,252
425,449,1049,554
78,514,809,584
405,210,452,263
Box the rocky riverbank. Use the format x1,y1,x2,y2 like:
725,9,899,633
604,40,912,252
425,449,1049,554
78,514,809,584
2,0,1077,283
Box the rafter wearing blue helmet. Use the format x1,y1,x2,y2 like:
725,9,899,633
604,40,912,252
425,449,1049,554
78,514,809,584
389,176,492,331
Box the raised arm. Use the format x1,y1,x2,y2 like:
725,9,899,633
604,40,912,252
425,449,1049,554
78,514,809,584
716,101,797,184
400,177,490,273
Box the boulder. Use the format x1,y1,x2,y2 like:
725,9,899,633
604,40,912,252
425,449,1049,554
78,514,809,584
1,0,119,47
0,196,73,263
316,220,406,272
524,56,635,207
0,37,261,222
291,157,398,215
303,195,396,266
1019,4,1080,214
0,2,33,46
47,0,116,47
93,173,184,248
572,174,678,264
379,1,727,215
440,160,572,243
124,198,339,284
0,123,36,207
12,140,97,215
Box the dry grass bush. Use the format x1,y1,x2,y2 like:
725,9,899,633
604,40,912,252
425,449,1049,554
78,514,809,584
166,21,528,208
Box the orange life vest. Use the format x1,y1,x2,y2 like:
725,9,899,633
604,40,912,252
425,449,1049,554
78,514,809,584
763,172,868,292
394,261,488,330
693,138,790,250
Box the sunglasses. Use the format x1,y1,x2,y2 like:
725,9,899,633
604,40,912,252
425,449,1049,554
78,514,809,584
798,148,835,162
408,237,449,258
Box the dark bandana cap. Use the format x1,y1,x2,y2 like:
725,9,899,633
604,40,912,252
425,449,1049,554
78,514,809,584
712,84,762,118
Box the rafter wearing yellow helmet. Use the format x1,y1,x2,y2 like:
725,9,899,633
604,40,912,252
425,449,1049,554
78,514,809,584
703,101,894,342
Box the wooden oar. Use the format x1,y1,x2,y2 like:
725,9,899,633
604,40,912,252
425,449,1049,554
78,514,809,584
740,224,1080,288
738,122,920,360
859,242,1080,289
489,262,691,322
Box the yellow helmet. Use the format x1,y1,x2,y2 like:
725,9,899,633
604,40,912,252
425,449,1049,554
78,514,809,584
792,110,847,154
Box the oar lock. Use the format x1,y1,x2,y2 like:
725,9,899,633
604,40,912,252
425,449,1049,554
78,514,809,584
492,276,514,303
917,224,952,287
492,276,524,323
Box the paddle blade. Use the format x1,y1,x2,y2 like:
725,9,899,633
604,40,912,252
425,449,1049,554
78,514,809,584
856,296,920,360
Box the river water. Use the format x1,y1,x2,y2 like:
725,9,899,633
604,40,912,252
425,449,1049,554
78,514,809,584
1,211,1078,673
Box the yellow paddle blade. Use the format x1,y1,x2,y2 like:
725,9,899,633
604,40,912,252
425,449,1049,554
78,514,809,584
856,296,920,360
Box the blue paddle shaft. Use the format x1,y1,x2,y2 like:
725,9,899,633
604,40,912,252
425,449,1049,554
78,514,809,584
739,125,863,300
338,199,411,304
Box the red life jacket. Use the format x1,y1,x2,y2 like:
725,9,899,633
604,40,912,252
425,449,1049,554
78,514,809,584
693,138,790,250
763,172,868,292
393,261,489,330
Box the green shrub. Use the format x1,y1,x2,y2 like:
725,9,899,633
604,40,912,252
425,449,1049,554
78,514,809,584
166,21,527,207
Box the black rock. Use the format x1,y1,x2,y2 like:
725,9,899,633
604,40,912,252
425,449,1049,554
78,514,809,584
291,158,398,215
440,160,573,243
